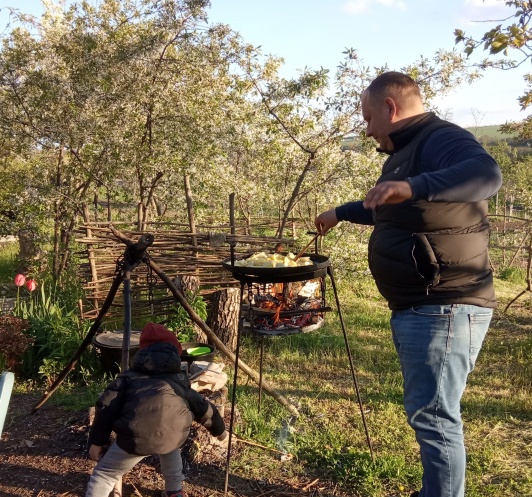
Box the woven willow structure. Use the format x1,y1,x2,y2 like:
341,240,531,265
75,221,296,325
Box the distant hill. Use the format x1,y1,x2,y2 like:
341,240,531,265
340,125,527,152
466,124,532,156
466,125,516,141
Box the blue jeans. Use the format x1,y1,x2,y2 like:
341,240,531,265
85,443,184,496
390,304,492,497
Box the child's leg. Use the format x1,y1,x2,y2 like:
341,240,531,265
159,447,184,492
86,443,144,497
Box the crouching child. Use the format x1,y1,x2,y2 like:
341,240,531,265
86,322,227,497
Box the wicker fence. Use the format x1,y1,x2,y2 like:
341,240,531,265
75,221,297,325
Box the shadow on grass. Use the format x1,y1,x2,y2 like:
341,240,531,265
163,460,353,497
232,332,402,409
461,397,532,422
230,371,403,412
0,462,88,496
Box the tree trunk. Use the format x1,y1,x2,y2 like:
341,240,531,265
137,203,143,231
16,229,39,274
93,192,99,222
107,189,112,222
52,147,64,278
174,274,201,297
277,152,315,238
184,174,198,257
82,204,99,311
205,287,240,352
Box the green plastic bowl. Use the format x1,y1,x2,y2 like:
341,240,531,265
179,342,216,364
186,346,212,356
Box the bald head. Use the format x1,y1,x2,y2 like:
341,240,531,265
363,72,424,114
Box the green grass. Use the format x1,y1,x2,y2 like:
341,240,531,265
498,266,528,283
1,234,529,496
0,241,18,293
466,125,516,140
225,278,532,497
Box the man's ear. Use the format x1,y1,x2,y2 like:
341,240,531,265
384,97,398,121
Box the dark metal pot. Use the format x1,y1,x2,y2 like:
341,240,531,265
92,330,141,375
222,253,330,283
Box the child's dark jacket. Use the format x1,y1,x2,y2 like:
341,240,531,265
88,342,225,455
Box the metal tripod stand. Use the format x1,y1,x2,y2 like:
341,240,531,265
32,231,155,412
223,263,374,496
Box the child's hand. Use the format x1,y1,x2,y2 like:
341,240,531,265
89,444,104,461
209,431,229,449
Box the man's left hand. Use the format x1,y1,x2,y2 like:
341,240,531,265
363,180,413,209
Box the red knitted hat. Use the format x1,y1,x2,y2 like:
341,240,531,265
139,322,182,354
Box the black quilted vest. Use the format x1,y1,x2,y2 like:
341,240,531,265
368,114,496,310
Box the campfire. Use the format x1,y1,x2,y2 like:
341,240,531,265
244,279,329,336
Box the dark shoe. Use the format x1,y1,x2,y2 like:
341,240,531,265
411,492,419,497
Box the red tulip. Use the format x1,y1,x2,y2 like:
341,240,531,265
25,279,37,292
14,274,26,287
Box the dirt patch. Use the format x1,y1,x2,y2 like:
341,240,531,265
0,394,349,497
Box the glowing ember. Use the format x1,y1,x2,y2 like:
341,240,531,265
246,279,326,334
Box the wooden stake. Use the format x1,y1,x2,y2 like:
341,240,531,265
234,435,290,456
301,478,319,492
293,233,320,261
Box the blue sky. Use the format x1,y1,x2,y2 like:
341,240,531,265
1,0,527,127
207,0,527,127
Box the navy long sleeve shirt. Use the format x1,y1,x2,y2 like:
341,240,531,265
335,123,502,226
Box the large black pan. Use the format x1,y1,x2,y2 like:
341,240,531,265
222,253,330,283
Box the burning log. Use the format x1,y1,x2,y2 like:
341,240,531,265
246,280,328,335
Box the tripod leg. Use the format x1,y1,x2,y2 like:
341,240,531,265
327,265,375,462
147,258,299,417
258,336,264,413
121,269,132,372
32,272,125,413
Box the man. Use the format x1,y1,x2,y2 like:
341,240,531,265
315,72,502,497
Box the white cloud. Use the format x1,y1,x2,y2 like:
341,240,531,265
343,0,406,15
343,0,370,14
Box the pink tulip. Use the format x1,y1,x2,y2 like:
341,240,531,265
14,274,26,287
25,279,37,292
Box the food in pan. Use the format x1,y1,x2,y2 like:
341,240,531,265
233,251,313,268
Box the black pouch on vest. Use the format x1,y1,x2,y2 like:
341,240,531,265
412,233,440,287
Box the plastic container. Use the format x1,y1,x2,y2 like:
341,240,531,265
0,372,14,440
92,330,141,375
180,342,216,365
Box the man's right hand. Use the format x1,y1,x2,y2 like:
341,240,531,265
314,209,339,235
363,180,413,209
